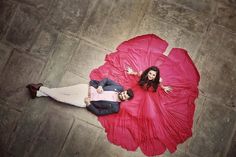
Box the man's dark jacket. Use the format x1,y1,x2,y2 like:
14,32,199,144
86,78,124,116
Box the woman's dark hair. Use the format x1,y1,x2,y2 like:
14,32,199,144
126,89,134,100
138,66,160,92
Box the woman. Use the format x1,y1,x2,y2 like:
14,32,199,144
90,34,200,156
127,66,172,93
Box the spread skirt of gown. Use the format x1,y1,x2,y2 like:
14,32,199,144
90,34,200,156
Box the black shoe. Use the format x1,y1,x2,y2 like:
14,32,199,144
26,83,43,90
26,83,43,99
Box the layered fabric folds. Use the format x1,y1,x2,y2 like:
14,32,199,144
90,34,200,156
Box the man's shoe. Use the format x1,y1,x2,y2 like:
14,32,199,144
26,83,43,90
26,83,43,99
26,85,37,99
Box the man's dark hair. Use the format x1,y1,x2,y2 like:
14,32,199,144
126,89,134,100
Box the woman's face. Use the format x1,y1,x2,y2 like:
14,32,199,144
147,70,157,81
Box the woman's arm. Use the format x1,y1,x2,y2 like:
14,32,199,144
159,77,165,89
127,67,142,76
159,77,172,93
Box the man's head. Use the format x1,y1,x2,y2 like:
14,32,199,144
118,89,134,101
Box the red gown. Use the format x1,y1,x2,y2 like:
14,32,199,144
89,34,200,156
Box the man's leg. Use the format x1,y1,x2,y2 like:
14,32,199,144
38,84,88,107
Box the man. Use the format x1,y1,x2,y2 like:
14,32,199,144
27,78,134,116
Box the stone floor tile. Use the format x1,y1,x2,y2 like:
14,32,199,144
200,24,225,51
8,99,49,156
219,30,236,61
30,25,58,60
0,1,16,39
134,16,201,60
48,102,101,128
166,0,215,14
47,0,97,35
146,0,210,34
123,148,146,157
0,149,14,157
60,119,101,157
195,27,236,108
0,105,21,151
189,99,236,157
68,40,107,79
216,0,236,6
0,42,12,73
81,0,114,42
214,2,236,33
192,95,206,132
162,150,193,157
89,132,128,157
59,70,89,87
0,49,45,107
41,34,79,87
56,0,97,18
6,5,41,49
16,0,55,16
227,130,236,157
26,109,73,157
97,0,149,50
194,49,210,92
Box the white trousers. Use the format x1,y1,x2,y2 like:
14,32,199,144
37,84,89,107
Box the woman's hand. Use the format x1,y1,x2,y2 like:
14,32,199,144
163,86,172,93
127,67,142,76
127,67,135,75
97,86,103,93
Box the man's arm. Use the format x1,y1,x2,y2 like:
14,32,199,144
84,97,119,116
96,78,121,93
86,103,119,116
98,78,119,87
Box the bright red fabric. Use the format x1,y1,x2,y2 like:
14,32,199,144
90,34,200,156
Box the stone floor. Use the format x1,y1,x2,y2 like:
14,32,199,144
0,0,236,157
